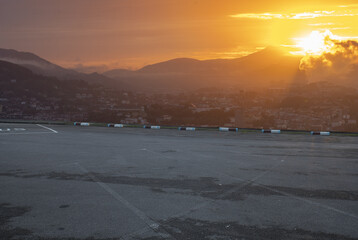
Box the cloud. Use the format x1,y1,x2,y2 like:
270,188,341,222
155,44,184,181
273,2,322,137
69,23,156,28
299,36,358,86
308,23,335,26
327,27,351,30
230,13,285,20
339,4,358,8
230,11,358,20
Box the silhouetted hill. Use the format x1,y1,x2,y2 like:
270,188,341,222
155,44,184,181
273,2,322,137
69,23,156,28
3,46,355,93
0,59,34,79
0,48,112,82
0,60,95,99
103,47,303,92
0,47,304,92
138,58,202,74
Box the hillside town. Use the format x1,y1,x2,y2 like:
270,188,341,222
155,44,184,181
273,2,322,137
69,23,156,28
1,77,357,132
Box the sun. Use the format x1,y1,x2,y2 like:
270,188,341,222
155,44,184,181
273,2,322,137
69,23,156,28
298,31,326,55
295,30,335,56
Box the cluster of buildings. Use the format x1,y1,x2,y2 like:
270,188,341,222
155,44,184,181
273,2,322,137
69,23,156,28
1,82,357,132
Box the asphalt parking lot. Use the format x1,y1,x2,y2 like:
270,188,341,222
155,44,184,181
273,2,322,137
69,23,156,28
0,123,358,240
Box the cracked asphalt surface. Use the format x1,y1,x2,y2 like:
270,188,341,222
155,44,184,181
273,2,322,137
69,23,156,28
0,123,358,239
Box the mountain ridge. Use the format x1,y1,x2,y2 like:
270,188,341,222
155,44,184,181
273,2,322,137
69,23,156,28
0,47,306,92
0,48,112,83
102,46,303,92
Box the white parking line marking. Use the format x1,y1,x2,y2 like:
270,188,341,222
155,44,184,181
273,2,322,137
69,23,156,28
0,132,55,136
250,182,358,221
36,124,58,133
75,163,173,239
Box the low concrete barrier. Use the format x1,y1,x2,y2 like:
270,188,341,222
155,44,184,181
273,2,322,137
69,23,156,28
74,122,90,126
108,124,124,128
311,131,330,136
178,127,196,131
69,122,342,137
219,127,238,132
262,129,281,134
144,125,160,129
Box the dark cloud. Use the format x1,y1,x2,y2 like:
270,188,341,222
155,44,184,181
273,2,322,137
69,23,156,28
300,37,358,87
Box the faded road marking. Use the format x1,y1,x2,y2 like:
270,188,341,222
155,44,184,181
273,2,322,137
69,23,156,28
36,124,58,133
0,132,55,136
75,163,174,239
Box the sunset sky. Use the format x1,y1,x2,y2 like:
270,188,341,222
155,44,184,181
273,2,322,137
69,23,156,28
1,0,358,71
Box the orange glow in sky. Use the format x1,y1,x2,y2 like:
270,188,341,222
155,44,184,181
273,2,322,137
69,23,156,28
292,30,338,56
1,0,358,70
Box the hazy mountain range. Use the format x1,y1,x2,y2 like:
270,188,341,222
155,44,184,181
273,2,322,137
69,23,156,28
0,48,112,83
1,47,354,92
102,47,304,91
